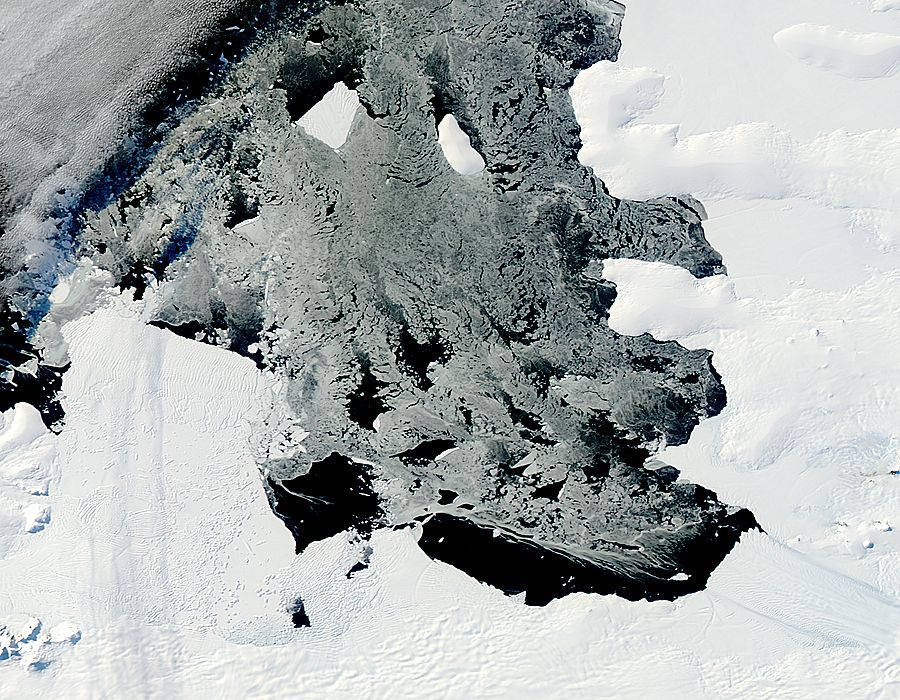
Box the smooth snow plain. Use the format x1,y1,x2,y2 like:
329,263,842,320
2,0,900,697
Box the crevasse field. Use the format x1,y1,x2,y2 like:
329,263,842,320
1,0,898,697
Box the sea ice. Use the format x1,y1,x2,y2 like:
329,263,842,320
0,0,899,697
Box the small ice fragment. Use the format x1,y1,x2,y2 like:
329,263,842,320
49,281,70,304
296,82,360,149
437,115,486,175
48,623,81,644
435,447,459,461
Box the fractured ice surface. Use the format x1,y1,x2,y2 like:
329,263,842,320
0,616,80,671
56,0,754,602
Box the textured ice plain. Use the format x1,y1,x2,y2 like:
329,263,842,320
0,297,311,644
295,82,361,149
64,0,754,603
0,1,898,699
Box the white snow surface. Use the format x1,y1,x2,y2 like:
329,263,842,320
0,403,57,559
2,0,900,697
773,23,900,79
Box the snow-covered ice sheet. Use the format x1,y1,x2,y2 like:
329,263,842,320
0,403,57,559
2,0,900,697
576,0,900,602
581,1,900,693
773,23,900,79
